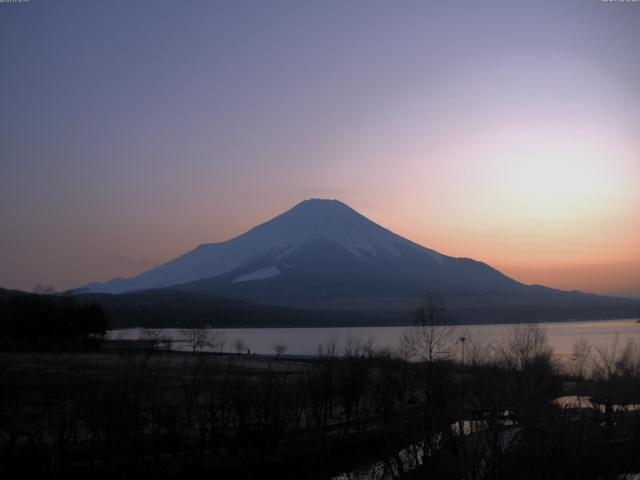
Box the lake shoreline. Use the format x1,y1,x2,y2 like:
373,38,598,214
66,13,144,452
108,318,640,357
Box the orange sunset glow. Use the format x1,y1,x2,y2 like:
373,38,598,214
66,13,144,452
1,1,639,298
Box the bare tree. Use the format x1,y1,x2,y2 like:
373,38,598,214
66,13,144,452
317,335,338,358
207,330,227,354
142,329,162,351
271,343,288,358
158,334,173,352
591,336,640,409
343,335,364,357
463,336,493,367
181,328,208,354
407,294,456,434
571,337,592,400
495,322,555,409
497,322,552,371
410,294,456,365
232,338,248,355
363,336,376,358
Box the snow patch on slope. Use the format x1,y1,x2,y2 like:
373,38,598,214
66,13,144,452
232,266,281,283
83,199,444,293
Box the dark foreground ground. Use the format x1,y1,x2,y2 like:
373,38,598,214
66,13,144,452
2,333,640,479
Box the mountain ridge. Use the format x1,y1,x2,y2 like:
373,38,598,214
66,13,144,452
81,199,449,294
78,199,635,319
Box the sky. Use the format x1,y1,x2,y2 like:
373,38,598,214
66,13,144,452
1,0,639,296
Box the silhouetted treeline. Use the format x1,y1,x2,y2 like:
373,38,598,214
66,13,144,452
0,291,107,348
1,286,636,330
75,288,638,328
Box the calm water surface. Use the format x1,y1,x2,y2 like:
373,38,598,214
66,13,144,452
109,319,640,356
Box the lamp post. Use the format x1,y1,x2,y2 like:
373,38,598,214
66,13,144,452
460,336,466,402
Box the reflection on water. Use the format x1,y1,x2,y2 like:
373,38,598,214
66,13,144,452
333,441,427,480
332,422,522,480
109,319,640,357
554,395,640,413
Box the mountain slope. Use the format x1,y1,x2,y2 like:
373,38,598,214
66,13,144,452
82,199,522,298
80,199,634,316
176,237,528,307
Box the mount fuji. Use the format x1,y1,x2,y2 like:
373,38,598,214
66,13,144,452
82,200,518,297
80,199,634,320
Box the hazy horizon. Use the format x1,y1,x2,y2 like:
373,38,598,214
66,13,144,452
1,1,639,296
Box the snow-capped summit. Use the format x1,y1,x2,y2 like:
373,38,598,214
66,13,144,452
81,199,437,294
81,198,521,303
232,198,442,260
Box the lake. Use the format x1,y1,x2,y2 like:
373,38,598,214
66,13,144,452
108,318,640,357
